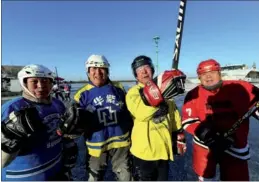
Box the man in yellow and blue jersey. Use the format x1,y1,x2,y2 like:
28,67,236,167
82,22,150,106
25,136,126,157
73,54,133,181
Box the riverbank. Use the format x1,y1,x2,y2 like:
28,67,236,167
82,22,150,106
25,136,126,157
1,91,22,105
1,82,198,105
2,91,22,97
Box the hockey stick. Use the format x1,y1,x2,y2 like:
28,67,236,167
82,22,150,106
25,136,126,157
172,0,187,69
223,101,259,138
194,101,259,149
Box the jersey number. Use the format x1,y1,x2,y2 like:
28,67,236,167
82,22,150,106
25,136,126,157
186,108,192,117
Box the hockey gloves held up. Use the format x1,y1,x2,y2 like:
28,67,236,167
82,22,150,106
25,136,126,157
139,80,164,107
139,68,187,106
1,106,44,154
139,80,171,124
153,69,186,100
139,80,169,124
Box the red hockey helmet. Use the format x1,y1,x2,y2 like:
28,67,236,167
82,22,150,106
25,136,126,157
196,59,221,75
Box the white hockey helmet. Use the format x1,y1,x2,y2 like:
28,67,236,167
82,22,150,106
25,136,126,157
18,64,55,98
85,54,110,71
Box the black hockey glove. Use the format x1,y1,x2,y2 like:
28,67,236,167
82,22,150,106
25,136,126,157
57,103,100,139
195,121,234,153
57,103,89,139
62,138,78,170
1,106,44,154
152,102,169,124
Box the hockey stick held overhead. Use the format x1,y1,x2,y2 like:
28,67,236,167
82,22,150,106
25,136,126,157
172,0,187,70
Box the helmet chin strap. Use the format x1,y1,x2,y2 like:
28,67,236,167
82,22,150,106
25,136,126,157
202,80,223,91
21,84,52,104
21,84,37,99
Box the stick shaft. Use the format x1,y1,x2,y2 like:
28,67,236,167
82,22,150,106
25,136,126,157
172,0,187,69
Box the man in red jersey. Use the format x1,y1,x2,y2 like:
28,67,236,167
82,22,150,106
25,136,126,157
181,59,259,181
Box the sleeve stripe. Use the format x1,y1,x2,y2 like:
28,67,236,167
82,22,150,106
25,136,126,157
182,118,200,126
193,136,209,149
227,144,250,155
183,123,191,130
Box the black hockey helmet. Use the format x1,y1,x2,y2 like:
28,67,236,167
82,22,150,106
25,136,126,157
131,55,155,77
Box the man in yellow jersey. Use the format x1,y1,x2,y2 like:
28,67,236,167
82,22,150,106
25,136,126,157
126,55,187,180
70,54,133,181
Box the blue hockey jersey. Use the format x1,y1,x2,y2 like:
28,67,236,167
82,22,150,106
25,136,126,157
74,82,132,157
1,97,66,181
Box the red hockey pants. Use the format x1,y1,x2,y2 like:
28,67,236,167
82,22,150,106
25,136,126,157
192,143,249,181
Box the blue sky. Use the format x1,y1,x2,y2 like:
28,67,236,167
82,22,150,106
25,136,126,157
2,1,259,81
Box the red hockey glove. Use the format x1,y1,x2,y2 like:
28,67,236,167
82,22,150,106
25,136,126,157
172,131,187,156
153,69,186,100
139,80,164,107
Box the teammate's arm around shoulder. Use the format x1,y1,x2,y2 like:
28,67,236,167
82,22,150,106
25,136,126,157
126,86,158,122
181,92,201,135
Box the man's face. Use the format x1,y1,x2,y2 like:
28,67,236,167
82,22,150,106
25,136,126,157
136,65,153,84
26,77,53,99
88,67,108,87
199,71,221,87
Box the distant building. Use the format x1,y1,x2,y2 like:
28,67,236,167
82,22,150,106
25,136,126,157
1,65,24,78
1,65,24,92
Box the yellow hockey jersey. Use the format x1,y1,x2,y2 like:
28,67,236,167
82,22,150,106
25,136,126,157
126,83,182,161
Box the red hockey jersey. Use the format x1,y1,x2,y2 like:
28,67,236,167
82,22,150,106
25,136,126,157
182,80,259,160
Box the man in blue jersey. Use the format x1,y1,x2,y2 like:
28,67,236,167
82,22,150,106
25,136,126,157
69,54,133,181
1,64,77,181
